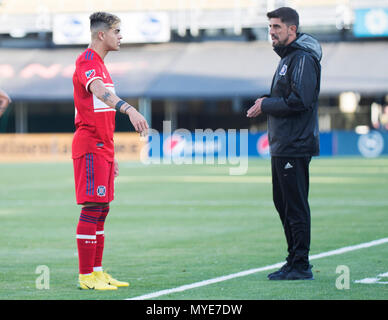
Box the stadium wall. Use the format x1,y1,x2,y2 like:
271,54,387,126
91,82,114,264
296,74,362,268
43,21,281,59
0,132,145,163
0,130,387,163
148,130,388,160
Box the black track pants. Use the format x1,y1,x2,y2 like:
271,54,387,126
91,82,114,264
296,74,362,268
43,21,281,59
271,156,312,268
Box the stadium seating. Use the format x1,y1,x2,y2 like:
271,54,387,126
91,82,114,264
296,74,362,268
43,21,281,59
0,0,268,35
0,0,386,36
0,0,263,14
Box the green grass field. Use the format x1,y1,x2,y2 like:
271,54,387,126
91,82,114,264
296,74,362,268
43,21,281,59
0,157,387,300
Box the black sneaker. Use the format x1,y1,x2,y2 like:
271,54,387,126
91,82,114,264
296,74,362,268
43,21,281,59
268,264,313,281
285,265,314,280
267,263,291,280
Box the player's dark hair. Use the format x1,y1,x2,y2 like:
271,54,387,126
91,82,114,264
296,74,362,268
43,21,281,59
89,12,120,31
267,7,299,30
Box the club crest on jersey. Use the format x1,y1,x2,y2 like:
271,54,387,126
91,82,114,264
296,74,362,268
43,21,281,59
279,64,287,76
97,185,106,197
85,69,96,79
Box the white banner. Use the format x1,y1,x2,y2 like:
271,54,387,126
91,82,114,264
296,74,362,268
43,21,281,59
53,12,170,45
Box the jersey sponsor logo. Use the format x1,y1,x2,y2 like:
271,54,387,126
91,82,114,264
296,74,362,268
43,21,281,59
97,185,106,197
85,69,96,79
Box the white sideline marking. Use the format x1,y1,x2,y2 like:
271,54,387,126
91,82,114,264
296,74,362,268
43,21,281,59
127,237,388,300
354,278,380,284
354,270,388,284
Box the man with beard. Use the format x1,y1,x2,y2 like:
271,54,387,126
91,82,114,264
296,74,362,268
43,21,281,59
247,7,322,280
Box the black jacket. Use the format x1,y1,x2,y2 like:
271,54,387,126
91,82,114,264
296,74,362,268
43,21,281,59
261,33,322,157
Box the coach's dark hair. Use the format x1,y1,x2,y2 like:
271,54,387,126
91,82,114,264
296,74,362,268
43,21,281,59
90,12,120,31
267,7,299,30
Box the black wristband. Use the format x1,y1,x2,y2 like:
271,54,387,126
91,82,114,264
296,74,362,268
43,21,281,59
115,100,126,111
124,105,134,113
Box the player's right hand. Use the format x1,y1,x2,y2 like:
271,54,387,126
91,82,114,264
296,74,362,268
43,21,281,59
126,107,149,136
0,90,11,117
247,98,264,118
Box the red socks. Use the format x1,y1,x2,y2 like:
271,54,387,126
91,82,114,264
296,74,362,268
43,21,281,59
94,206,109,270
76,206,109,275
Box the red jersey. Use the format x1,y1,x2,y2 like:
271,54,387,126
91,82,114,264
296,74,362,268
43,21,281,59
72,48,116,162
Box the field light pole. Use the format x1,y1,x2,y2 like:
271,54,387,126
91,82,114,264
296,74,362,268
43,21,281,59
165,100,178,132
139,97,152,129
15,101,28,133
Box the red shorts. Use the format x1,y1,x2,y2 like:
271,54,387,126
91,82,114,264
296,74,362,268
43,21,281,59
73,153,114,205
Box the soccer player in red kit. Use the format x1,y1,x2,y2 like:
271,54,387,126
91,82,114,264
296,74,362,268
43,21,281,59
73,12,148,290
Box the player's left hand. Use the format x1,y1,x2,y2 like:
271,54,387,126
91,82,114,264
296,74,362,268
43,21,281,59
114,158,119,178
126,107,149,136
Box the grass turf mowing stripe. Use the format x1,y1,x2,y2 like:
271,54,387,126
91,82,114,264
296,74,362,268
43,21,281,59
127,237,388,300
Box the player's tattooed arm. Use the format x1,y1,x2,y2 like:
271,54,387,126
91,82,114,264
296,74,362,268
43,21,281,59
89,79,132,113
89,79,118,107
89,79,149,134
101,91,112,103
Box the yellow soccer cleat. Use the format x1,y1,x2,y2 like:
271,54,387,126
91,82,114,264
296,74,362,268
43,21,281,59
78,273,117,290
93,271,129,287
